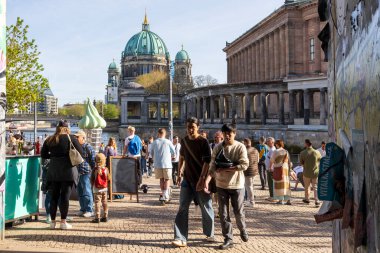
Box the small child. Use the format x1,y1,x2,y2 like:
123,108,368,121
91,153,110,223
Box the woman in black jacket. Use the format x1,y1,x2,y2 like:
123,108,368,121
41,120,84,229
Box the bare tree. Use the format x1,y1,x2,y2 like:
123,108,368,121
193,75,218,87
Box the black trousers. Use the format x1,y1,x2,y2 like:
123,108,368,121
258,162,267,188
50,181,73,220
172,162,178,183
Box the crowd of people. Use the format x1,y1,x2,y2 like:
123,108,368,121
40,117,325,249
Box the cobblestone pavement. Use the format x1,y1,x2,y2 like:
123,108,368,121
1,176,332,253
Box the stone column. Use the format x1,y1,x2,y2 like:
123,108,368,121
196,97,201,119
274,29,279,79
289,90,295,124
210,96,215,124
279,26,285,77
245,92,251,124
278,91,285,125
255,42,260,81
219,95,225,123
320,88,327,125
309,91,314,118
303,89,310,125
202,97,207,123
231,94,237,122
269,32,274,80
264,36,269,80
299,90,304,117
260,92,267,125
157,101,161,123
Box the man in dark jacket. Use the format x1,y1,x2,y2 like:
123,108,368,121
243,138,259,207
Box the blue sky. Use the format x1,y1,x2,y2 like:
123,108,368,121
8,0,284,106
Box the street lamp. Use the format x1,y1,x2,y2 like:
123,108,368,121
168,59,174,141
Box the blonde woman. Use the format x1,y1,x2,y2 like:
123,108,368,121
41,120,84,229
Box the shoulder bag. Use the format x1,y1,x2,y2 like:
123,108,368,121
273,152,287,181
67,134,84,166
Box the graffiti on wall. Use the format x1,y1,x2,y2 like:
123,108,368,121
331,0,380,251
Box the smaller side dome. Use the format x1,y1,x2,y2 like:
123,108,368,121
175,46,190,62
108,60,117,70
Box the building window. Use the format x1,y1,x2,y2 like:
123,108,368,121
310,38,315,61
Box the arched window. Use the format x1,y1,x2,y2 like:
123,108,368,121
181,67,186,75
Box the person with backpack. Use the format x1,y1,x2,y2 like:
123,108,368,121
256,136,269,190
75,130,96,218
122,126,143,185
91,153,110,223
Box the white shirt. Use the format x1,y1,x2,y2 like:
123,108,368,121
147,142,153,158
265,146,276,172
293,165,304,176
317,148,326,157
173,143,181,163
150,138,175,169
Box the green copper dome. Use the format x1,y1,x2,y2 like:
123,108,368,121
124,15,169,59
175,47,190,62
108,60,117,69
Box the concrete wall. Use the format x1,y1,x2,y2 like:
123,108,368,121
328,0,380,252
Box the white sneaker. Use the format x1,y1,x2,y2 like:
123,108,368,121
77,211,84,216
60,222,72,230
206,236,216,242
49,221,56,229
172,240,187,247
83,212,93,218
45,216,51,224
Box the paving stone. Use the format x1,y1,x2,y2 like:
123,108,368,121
2,177,332,252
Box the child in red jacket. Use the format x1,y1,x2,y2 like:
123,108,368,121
91,153,110,223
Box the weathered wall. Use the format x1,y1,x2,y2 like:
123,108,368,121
328,0,380,252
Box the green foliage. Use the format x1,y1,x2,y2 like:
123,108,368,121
58,104,85,117
6,17,49,112
135,71,168,93
95,102,119,119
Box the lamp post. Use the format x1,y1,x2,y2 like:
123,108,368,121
168,59,174,141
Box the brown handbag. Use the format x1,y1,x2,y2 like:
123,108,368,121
273,152,287,181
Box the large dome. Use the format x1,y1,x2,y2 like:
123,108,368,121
124,15,169,59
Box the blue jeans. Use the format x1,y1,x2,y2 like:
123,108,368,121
77,173,93,213
141,157,147,175
174,180,214,241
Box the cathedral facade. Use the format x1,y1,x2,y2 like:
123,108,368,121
105,14,192,104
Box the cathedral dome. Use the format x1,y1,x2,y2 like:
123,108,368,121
124,14,169,59
175,47,190,62
108,60,117,70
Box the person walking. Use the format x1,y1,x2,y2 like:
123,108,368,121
171,136,181,187
150,128,175,202
172,117,214,248
256,136,268,190
205,123,249,250
265,137,277,202
141,139,148,177
243,138,259,207
41,120,84,229
317,141,326,157
210,131,223,150
270,139,292,205
300,139,322,207
75,130,96,218
91,153,110,223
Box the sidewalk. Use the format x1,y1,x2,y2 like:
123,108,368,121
1,177,332,253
